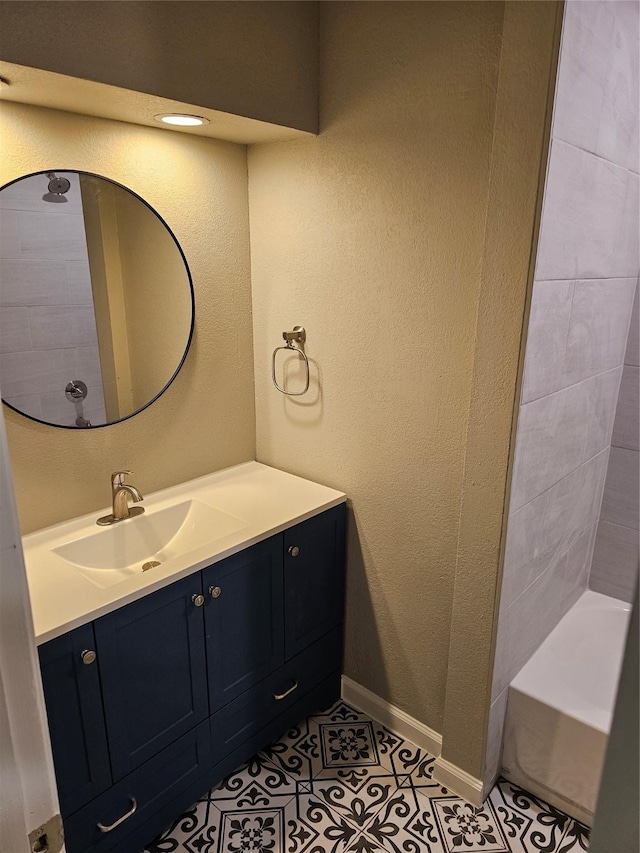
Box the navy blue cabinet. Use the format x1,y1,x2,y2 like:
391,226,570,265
38,505,346,852
284,505,346,658
38,623,112,816
203,537,284,712
94,575,209,781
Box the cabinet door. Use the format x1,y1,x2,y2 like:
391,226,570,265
38,623,111,816
94,575,208,781
203,537,284,713
284,504,346,659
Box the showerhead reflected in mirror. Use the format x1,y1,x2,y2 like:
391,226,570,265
42,172,71,203
0,171,194,428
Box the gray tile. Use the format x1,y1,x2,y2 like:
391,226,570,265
553,0,613,155
503,449,608,609
3,393,42,422
590,519,639,603
0,348,77,397
521,280,574,404
493,560,565,698
601,446,640,530
596,0,640,171
29,305,99,350
511,385,588,511
628,100,640,175
562,278,637,387
17,210,90,262
582,366,623,461
0,209,20,259
83,394,107,426
75,346,103,387
614,170,640,275
0,259,70,307
66,260,94,305
484,689,508,790
553,1,639,173
0,419,20,551
510,369,619,511
560,522,598,614
535,140,638,280
627,110,640,175
612,364,639,451
39,394,78,427
0,307,31,354
625,283,639,367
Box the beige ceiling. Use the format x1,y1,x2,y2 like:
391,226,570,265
0,60,314,145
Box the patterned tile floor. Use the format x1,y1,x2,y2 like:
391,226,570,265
144,700,590,853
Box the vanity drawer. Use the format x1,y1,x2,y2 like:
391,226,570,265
210,627,342,763
63,721,212,853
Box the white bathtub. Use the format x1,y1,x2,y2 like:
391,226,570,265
502,590,632,825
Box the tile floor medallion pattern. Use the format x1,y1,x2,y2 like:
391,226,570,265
144,701,590,853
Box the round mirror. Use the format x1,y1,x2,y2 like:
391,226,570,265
0,170,194,428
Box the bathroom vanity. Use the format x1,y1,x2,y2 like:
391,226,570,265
25,463,346,853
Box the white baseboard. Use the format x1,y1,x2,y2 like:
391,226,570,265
432,756,484,807
340,675,442,758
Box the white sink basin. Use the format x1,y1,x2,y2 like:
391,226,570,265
23,461,346,644
53,499,248,588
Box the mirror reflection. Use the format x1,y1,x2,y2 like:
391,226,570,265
0,171,194,428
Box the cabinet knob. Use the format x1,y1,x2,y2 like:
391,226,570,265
81,649,96,665
288,546,300,557
209,586,222,599
192,594,205,607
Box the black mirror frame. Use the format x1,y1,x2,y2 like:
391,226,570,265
0,169,195,430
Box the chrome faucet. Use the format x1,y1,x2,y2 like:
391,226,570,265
97,471,145,526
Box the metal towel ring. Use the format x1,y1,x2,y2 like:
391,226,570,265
272,326,310,396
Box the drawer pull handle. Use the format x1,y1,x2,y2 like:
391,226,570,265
273,680,298,701
192,594,205,607
209,586,222,599
81,649,96,665
97,798,137,833
288,546,300,557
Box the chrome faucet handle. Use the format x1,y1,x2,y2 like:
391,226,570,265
111,471,133,489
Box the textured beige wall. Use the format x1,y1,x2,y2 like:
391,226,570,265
249,1,505,734
1,101,255,533
0,1,318,133
441,2,562,784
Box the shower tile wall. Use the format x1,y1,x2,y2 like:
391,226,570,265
485,0,639,788
591,284,639,602
0,173,106,426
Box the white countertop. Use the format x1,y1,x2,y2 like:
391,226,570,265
23,462,346,645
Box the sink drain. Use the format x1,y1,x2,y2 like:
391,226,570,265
142,560,161,572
